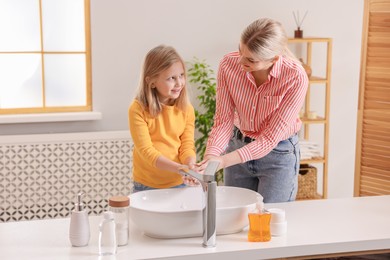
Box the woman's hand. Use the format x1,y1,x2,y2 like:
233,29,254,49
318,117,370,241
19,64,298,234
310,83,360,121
195,151,242,172
195,156,224,173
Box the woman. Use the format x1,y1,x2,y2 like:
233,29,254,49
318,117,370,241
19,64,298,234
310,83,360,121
198,18,308,202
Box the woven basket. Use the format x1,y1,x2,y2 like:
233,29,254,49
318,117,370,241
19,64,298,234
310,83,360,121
296,164,320,200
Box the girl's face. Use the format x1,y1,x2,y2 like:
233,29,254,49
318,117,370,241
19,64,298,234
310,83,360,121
153,61,185,105
238,43,274,72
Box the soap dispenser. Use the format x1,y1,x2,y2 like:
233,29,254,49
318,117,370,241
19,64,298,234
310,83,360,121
69,192,90,247
247,197,271,242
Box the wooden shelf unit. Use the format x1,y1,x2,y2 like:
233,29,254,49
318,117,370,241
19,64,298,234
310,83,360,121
288,37,332,199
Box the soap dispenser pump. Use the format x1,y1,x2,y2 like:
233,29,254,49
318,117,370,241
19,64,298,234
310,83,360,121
69,192,90,247
247,196,271,242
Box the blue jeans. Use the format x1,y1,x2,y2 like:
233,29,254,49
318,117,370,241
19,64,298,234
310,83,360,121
132,181,186,193
224,130,300,203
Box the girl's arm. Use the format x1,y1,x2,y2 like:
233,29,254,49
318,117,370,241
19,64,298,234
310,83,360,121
179,105,197,168
155,156,188,174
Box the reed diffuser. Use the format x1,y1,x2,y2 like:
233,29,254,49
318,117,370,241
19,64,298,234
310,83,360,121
293,10,308,38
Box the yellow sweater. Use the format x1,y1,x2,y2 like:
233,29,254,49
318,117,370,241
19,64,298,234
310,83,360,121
128,100,196,188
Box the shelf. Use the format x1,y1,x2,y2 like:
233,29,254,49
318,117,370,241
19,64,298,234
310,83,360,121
301,157,325,164
288,37,332,199
300,116,326,124
288,37,331,43
309,76,328,84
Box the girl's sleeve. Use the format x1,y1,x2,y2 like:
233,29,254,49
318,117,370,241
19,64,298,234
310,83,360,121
179,105,196,163
128,101,162,167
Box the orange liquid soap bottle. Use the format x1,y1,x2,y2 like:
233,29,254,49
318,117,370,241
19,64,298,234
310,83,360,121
248,199,271,242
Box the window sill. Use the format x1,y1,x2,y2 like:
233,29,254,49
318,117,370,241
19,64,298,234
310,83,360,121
0,111,102,124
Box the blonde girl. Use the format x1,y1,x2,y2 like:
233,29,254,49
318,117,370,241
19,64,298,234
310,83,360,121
129,45,196,192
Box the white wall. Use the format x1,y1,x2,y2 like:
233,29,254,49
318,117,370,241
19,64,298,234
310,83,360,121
0,0,364,198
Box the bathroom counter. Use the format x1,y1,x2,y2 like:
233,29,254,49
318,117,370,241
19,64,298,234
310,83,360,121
1,195,390,260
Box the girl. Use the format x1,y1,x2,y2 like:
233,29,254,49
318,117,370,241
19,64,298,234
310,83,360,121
129,45,196,192
197,18,309,203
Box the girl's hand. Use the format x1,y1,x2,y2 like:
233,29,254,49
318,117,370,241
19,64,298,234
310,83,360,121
184,157,196,170
182,175,200,186
187,161,196,170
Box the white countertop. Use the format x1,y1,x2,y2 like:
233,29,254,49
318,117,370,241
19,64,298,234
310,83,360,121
1,195,390,260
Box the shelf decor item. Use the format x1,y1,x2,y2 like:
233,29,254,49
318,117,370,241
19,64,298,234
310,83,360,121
299,58,312,77
293,10,308,38
297,164,320,200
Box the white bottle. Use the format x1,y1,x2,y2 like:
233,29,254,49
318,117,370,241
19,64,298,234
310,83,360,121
69,192,90,247
99,211,117,256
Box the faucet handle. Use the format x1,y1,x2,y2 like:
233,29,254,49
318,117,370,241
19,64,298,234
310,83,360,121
178,161,219,183
203,161,220,182
179,167,203,182
178,166,189,177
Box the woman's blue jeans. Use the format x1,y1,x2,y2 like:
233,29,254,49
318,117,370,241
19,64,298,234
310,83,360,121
224,129,300,203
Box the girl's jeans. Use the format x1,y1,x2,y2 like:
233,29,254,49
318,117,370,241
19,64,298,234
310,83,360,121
224,128,300,203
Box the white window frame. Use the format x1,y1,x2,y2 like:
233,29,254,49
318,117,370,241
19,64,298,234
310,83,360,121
0,0,98,123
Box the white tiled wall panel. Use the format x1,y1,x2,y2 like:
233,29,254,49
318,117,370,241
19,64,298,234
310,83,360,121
0,131,133,222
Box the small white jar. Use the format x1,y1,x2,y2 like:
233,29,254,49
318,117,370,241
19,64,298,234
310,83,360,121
268,208,287,236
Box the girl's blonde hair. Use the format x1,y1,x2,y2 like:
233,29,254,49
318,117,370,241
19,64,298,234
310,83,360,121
241,18,297,61
136,45,189,117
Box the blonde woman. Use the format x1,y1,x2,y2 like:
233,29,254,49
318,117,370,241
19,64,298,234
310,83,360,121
198,18,309,203
129,45,196,192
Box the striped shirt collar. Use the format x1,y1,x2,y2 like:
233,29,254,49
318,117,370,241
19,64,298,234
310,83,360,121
269,55,283,79
242,54,284,82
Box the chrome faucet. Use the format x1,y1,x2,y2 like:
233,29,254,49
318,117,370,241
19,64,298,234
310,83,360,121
179,161,220,248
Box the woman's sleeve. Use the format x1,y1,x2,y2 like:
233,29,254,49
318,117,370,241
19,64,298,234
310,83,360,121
204,58,236,158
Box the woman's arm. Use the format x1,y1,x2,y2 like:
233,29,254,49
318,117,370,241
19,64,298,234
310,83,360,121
199,150,242,172
204,57,236,158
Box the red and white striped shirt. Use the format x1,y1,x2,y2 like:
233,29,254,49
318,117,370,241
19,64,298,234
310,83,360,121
205,51,308,162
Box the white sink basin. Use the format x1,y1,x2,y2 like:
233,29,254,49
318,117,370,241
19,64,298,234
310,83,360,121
129,186,261,238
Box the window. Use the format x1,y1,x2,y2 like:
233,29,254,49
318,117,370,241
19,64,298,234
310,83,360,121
0,0,91,115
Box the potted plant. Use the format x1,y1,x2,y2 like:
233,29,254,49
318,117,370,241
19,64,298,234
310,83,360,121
187,58,223,184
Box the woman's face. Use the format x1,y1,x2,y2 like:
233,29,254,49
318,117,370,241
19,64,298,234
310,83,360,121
238,43,274,72
152,61,185,105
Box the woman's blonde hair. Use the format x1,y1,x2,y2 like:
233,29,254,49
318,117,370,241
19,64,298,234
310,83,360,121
241,18,297,61
136,45,189,117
